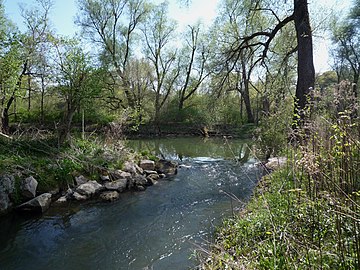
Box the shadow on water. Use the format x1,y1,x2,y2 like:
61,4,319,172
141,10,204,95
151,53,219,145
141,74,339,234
0,137,261,270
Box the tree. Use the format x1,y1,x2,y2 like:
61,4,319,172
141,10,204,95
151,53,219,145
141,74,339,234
0,2,23,134
177,23,211,111
141,2,178,123
76,0,150,109
51,37,104,144
331,1,360,96
20,0,53,112
223,0,315,124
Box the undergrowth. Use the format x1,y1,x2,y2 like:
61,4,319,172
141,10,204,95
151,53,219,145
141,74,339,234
0,135,130,194
198,81,360,269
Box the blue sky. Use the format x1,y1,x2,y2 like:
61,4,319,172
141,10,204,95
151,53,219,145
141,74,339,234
2,0,353,73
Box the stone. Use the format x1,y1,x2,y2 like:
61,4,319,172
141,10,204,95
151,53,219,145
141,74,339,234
72,192,87,201
265,157,287,171
100,175,110,182
76,181,104,197
110,170,131,180
0,175,15,194
123,162,143,175
155,160,178,175
100,191,120,202
17,193,52,213
147,174,160,185
75,175,88,186
55,196,68,204
136,185,146,191
144,170,158,175
123,161,137,174
104,179,128,192
139,160,155,171
0,193,12,215
0,175,15,215
133,175,148,186
20,176,38,199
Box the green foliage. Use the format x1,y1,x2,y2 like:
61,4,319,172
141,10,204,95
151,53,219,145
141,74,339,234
201,82,360,269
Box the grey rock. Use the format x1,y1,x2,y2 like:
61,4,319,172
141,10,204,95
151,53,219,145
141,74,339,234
17,193,52,213
265,157,287,171
100,191,120,202
20,176,38,199
155,160,178,175
75,175,88,186
76,181,104,197
73,192,87,201
111,170,131,180
0,175,15,214
136,185,146,191
139,160,155,171
147,174,160,185
144,170,158,175
0,175,15,194
123,162,143,175
55,196,68,204
0,193,12,214
104,179,128,192
123,161,137,174
100,175,110,182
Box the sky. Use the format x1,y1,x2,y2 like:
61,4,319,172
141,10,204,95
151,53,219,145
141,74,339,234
3,0,353,73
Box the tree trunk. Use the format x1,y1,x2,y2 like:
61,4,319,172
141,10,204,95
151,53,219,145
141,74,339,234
293,0,315,122
1,95,15,134
40,76,45,124
58,105,76,145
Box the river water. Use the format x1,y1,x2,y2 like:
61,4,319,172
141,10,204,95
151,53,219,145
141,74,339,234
0,137,261,270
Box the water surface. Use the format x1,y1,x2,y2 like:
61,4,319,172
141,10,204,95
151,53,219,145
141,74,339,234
0,137,261,270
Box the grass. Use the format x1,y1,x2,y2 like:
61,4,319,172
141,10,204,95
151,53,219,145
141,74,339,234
198,83,360,269
0,135,131,196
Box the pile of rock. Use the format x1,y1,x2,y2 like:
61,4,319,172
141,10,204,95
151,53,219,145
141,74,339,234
55,159,177,204
0,159,178,215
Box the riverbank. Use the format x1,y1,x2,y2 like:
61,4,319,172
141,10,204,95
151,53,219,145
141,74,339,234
0,136,178,216
199,149,360,268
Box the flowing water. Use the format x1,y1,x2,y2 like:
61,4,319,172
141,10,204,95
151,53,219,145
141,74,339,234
0,137,262,270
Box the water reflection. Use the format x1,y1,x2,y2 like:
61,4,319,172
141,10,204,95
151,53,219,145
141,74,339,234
0,137,260,270
127,137,253,162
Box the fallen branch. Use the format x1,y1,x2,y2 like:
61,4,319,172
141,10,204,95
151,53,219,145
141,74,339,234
0,132,13,140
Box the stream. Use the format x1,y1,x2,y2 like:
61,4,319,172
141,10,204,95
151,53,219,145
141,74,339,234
0,137,262,270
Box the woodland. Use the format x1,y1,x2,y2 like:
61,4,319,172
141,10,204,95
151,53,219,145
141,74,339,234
1,0,360,269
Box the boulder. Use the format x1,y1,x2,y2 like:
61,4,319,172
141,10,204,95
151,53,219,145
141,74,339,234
110,170,131,180
0,193,12,215
144,170,158,175
55,196,68,204
139,160,155,171
104,179,128,192
20,176,38,199
0,175,15,194
0,175,15,214
155,160,178,175
100,191,120,202
123,161,143,175
72,192,87,201
76,181,104,197
147,174,160,185
100,175,110,182
17,193,52,213
75,175,88,186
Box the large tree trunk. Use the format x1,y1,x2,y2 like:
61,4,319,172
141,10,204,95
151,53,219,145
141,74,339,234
293,0,315,122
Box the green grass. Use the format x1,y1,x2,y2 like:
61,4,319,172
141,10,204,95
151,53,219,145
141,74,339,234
199,162,360,269
0,136,130,197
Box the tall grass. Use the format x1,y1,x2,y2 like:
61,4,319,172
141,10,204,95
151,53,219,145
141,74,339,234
198,81,360,269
